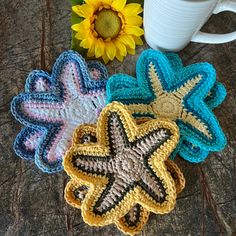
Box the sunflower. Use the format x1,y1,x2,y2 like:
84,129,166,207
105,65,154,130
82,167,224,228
72,0,144,63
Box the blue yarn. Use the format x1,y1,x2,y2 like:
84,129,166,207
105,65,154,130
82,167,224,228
106,49,227,163
11,50,108,173
13,127,42,160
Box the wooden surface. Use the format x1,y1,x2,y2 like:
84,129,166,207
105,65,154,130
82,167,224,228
0,1,236,235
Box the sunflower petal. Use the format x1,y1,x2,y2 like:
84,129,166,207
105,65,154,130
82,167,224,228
95,39,105,58
101,0,113,6
121,3,143,16
119,34,135,49
102,53,110,64
80,37,93,49
85,0,100,8
111,0,126,11
72,5,94,18
116,51,124,62
105,41,117,60
72,19,91,40
125,16,143,27
72,19,91,32
114,39,127,56
87,42,96,58
127,47,136,55
133,36,143,46
124,25,144,37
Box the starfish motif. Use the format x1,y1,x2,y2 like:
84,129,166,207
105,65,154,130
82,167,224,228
11,51,108,173
13,60,107,162
106,49,226,161
64,119,185,235
63,102,179,226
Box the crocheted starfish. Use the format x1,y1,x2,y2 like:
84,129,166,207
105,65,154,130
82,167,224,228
11,51,108,173
63,102,179,226
106,49,226,162
167,53,227,161
64,121,185,235
13,60,107,162
162,53,227,162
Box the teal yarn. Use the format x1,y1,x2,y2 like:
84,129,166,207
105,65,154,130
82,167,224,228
106,49,227,163
166,53,227,162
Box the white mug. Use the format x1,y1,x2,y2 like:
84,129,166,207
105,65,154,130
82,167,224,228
144,0,236,51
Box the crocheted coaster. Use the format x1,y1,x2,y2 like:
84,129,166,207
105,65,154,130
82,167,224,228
11,51,108,173
135,53,227,162
64,119,185,235
106,49,227,162
63,102,179,226
13,60,107,162
149,52,226,162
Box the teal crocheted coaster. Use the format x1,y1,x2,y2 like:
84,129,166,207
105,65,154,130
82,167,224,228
167,53,226,162
106,49,227,162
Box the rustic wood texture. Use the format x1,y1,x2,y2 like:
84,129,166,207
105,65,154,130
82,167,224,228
0,1,235,235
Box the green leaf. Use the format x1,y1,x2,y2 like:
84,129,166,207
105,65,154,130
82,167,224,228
71,11,83,24
127,0,144,6
70,0,84,7
71,31,87,55
70,0,85,53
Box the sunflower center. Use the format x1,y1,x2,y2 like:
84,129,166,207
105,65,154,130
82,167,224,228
94,9,121,39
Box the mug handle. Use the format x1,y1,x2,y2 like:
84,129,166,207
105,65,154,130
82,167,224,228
191,0,236,44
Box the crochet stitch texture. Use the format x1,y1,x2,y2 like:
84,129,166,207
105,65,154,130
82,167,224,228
106,49,227,162
63,102,180,227
156,53,227,162
11,51,108,173
64,119,185,235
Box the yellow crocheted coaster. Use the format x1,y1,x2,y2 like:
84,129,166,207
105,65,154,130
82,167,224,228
65,120,185,235
63,102,179,226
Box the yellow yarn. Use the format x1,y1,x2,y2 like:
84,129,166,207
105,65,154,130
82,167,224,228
63,102,180,227
126,62,212,139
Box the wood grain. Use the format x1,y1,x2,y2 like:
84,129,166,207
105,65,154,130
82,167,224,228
0,1,235,235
